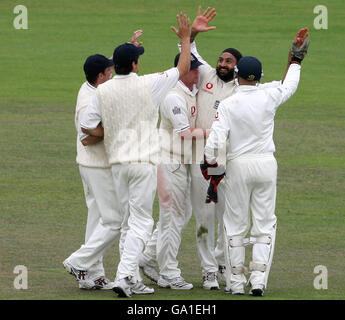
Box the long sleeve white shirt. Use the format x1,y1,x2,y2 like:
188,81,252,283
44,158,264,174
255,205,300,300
205,63,301,163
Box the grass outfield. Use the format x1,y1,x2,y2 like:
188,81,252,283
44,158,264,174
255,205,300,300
0,0,344,301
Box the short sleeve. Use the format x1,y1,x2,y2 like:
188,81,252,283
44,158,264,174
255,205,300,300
161,93,190,132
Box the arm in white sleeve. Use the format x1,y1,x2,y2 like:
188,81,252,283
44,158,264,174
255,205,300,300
76,108,89,141
258,80,282,89
151,67,180,108
80,94,102,130
267,63,301,108
204,104,230,164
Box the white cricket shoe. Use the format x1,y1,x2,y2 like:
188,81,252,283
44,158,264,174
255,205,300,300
63,260,95,289
202,272,220,290
131,281,154,295
158,276,193,290
113,277,133,298
224,285,245,295
249,284,265,297
139,261,159,283
93,276,116,290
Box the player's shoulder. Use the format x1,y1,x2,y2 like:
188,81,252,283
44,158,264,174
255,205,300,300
77,82,94,100
218,94,241,114
152,67,179,80
163,90,184,105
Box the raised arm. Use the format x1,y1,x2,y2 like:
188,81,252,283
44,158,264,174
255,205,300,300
130,29,144,47
282,27,310,83
261,27,310,88
171,11,191,78
190,6,217,43
268,28,310,107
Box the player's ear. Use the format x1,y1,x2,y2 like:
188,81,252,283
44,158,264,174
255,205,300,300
132,59,139,73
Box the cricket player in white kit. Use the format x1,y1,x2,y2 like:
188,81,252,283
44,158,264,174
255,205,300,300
186,8,242,288
80,12,193,298
180,6,286,289
64,32,157,295
204,28,310,296
63,54,117,290
141,52,209,290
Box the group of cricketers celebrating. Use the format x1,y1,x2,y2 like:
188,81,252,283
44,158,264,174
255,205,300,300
62,6,310,298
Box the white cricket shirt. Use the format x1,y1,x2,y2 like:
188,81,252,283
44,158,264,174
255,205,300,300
80,68,180,165
205,63,301,162
159,80,198,163
75,81,110,168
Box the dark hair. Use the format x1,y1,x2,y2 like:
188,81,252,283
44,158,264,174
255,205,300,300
222,48,243,63
114,56,139,75
85,73,99,85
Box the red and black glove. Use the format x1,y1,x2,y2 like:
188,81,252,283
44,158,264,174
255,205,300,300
200,155,218,180
206,173,225,203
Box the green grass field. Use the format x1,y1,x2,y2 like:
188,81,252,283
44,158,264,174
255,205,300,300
1,0,344,301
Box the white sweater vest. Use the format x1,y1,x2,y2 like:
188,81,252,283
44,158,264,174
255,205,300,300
75,82,110,168
159,85,197,164
97,74,159,165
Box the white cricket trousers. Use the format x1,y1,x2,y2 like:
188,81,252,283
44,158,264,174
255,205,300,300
68,166,123,275
113,163,157,280
156,163,192,279
190,164,226,274
223,153,277,287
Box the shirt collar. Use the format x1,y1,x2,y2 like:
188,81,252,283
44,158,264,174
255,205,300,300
113,72,137,79
177,80,198,96
236,84,259,91
86,82,97,90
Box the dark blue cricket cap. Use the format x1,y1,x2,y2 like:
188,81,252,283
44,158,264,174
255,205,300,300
174,53,203,70
83,54,114,78
236,56,262,81
113,43,145,67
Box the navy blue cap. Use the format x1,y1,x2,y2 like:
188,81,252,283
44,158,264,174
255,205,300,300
113,43,144,67
83,54,114,79
174,53,203,70
236,56,262,81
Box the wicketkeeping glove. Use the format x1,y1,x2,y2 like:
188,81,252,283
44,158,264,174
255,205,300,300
206,172,225,203
200,155,218,180
291,27,310,63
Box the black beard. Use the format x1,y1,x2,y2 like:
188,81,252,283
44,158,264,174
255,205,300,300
216,67,235,82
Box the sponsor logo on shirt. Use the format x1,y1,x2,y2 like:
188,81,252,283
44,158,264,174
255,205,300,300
172,106,181,115
191,106,196,117
214,100,220,110
214,111,219,121
201,82,214,94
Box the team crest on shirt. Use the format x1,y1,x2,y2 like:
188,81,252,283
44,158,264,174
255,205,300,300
172,106,181,115
213,100,220,110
